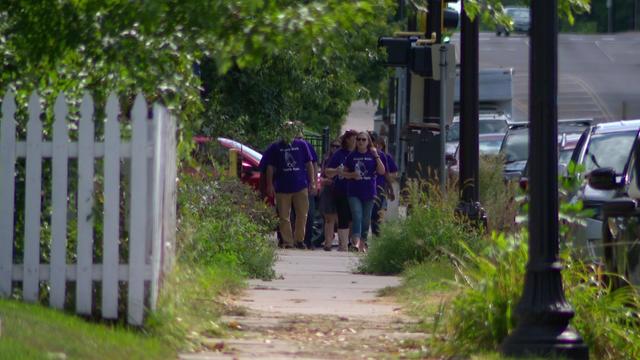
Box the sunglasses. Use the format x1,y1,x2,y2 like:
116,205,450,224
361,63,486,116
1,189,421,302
356,138,368,142
331,144,340,148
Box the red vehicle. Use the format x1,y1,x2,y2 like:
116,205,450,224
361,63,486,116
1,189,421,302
216,137,264,192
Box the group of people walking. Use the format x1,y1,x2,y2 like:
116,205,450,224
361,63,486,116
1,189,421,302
262,121,397,253
320,129,397,252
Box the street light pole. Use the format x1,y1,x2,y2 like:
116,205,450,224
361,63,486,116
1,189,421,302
459,2,479,204
501,1,588,358
439,45,448,193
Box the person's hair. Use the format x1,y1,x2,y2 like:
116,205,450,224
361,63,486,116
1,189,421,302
340,130,358,149
323,137,342,162
356,131,373,150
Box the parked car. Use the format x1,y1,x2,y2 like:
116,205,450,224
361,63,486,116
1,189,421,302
588,125,640,286
570,120,640,261
446,112,511,158
500,125,529,179
500,119,592,180
448,133,506,178
496,7,530,36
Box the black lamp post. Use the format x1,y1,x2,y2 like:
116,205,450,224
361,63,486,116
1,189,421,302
500,2,588,358
458,2,479,204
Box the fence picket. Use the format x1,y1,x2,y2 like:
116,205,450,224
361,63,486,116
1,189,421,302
76,93,95,314
23,92,43,302
162,112,177,278
0,90,17,297
150,104,165,310
102,93,120,319
50,93,69,309
128,93,148,325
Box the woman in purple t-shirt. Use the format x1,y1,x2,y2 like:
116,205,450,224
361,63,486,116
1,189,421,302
324,130,357,251
342,132,385,252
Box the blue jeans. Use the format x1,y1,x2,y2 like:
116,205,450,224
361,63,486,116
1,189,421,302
348,197,374,240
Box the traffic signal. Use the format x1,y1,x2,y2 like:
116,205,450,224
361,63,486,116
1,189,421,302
443,7,459,30
410,45,433,77
378,37,416,67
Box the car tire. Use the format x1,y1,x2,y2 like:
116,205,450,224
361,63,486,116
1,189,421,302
505,31,510,37
496,31,501,36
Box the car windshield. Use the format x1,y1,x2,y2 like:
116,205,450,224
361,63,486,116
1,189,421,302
447,120,507,142
479,119,508,134
480,140,503,155
559,149,574,166
509,9,529,20
502,131,528,162
583,131,637,174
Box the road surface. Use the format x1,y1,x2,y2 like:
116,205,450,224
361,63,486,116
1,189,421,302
451,32,640,122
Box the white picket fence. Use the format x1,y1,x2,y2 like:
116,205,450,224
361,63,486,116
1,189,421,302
0,90,177,325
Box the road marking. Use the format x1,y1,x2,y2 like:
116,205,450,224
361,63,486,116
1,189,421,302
594,41,615,63
601,37,615,41
569,75,613,121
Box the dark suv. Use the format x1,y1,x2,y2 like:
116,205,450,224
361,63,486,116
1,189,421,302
571,120,640,261
587,122,640,286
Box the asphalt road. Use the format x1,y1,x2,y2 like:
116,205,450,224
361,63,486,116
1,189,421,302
451,32,640,123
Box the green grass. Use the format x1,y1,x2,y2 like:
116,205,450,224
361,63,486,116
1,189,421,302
390,260,457,329
147,261,246,351
0,299,172,360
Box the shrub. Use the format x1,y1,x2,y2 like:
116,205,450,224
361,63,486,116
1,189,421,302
478,154,519,233
177,175,277,280
359,179,482,275
439,231,527,355
438,230,640,359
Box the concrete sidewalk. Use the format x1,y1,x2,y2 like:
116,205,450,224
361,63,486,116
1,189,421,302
180,250,429,359
238,250,401,317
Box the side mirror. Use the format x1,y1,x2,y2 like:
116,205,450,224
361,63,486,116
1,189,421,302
588,167,619,190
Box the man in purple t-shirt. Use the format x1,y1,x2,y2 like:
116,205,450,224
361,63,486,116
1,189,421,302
266,121,316,248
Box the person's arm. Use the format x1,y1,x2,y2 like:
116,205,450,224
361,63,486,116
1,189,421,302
325,167,338,178
266,165,275,197
372,148,386,175
306,161,316,193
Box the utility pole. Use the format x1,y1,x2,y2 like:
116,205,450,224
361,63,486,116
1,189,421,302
501,1,588,358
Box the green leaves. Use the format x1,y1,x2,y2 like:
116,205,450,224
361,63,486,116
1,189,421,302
1,0,395,155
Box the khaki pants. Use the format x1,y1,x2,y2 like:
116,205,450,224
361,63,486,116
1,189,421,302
276,189,309,247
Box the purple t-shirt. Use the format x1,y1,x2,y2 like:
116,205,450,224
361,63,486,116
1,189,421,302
299,139,318,163
327,148,351,196
344,150,379,201
266,139,312,193
376,151,398,190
